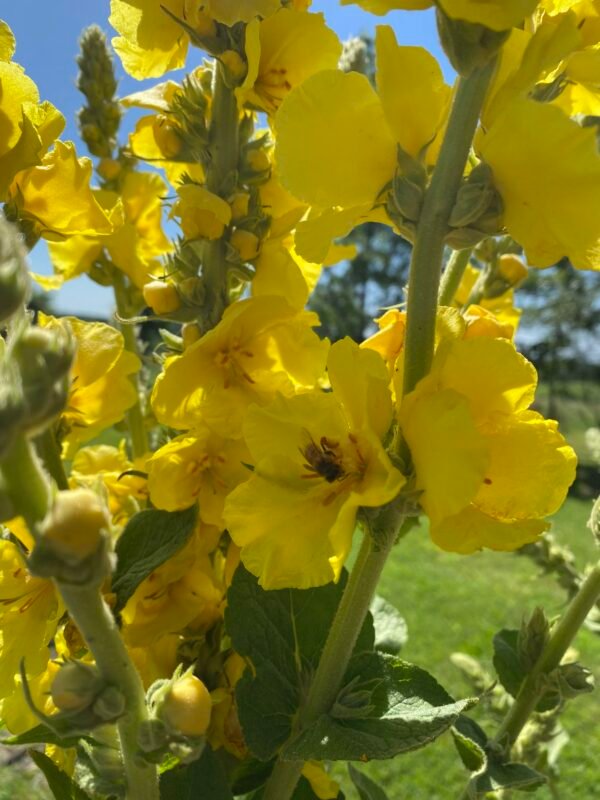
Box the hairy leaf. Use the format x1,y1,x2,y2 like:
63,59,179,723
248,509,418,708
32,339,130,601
370,595,408,655
159,746,232,800
348,764,389,800
284,653,475,761
225,566,374,760
112,505,197,612
30,750,91,800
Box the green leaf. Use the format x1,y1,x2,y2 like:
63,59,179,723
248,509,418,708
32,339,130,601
284,652,475,761
112,505,197,612
451,715,487,772
370,595,408,655
230,756,275,795
160,746,233,800
474,759,546,795
1,722,96,749
492,629,524,699
225,566,374,761
348,764,389,800
29,750,92,800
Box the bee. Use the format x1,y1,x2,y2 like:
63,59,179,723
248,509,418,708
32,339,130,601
300,431,346,483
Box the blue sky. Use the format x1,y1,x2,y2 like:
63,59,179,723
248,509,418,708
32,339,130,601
3,1,449,316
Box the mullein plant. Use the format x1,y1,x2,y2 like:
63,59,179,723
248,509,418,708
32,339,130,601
0,3,599,800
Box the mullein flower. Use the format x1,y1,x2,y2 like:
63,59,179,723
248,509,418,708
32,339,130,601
223,339,405,589
399,336,577,553
152,296,329,437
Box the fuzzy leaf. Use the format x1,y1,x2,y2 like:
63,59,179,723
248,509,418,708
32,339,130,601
225,566,374,761
159,746,233,800
492,629,524,699
112,505,197,612
30,750,92,800
284,653,475,761
370,595,408,655
451,715,488,772
348,764,390,800
1,722,97,749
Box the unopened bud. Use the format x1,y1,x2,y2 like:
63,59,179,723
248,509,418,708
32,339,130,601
154,116,183,159
0,216,30,324
182,323,201,349
220,50,247,85
159,673,212,738
97,158,122,181
557,662,595,699
143,281,181,315
230,229,260,262
497,254,528,287
51,661,103,712
229,192,251,222
518,607,550,672
41,488,109,560
93,685,126,721
391,174,423,223
436,10,510,77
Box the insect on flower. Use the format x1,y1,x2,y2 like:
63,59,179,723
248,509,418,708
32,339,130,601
300,430,346,483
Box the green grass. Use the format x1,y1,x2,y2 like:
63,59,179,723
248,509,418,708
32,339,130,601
335,497,600,799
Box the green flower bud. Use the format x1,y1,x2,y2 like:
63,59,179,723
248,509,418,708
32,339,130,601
77,26,121,158
518,607,550,672
51,661,104,713
436,9,509,77
92,685,126,721
0,216,30,325
557,662,595,699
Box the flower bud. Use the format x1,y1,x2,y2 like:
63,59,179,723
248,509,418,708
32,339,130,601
154,116,183,159
97,158,122,181
143,281,181,315
182,323,201,349
497,254,528,288
41,488,109,560
0,216,30,325
160,673,212,738
436,10,509,77
229,192,251,222
220,50,247,85
51,661,103,712
230,229,260,262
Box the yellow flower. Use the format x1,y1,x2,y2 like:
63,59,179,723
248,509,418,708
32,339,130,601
8,141,113,240
207,652,247,758
172,183,232,240
274,26,450,256
223,339,405,589
48,170,172,288
147,427,250,526
478,96,600,269
342,0,538,30
240,8,341,114
454,264,521,336
152,296,329,436
399,337,577,553
0,522,63,705
0,25,65,198
302,762,340,800
121,528,224,647
39,314,140,451
69,443,148,526
110,0,282,79
0,660,60,735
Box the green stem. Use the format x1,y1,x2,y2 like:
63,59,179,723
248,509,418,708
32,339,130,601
401,61,496,398
0,435,50,531
112,272,149,460
494,561,600,750
263,523,399,800
263,60,496,800
57,581,159,800
34,427,69,490
200,62,240,332
438,248,472,306
460,561,600,800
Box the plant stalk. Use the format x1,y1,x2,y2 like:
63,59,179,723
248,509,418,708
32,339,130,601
438,248,472,306
263,60,495,800
112,271,149,460
58,581,159,800
34,427,69,491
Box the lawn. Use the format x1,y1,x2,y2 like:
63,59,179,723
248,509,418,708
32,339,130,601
5,498,597,800
335,496,600,800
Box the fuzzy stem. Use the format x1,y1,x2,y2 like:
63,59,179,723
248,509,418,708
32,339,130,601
112,272,149,460
262,61,495,800
401,61,495,398
438,248,472,306
34,427,69,491
460,561,600,800
199,62,240,332
57,581,158,800
1,435,50,530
